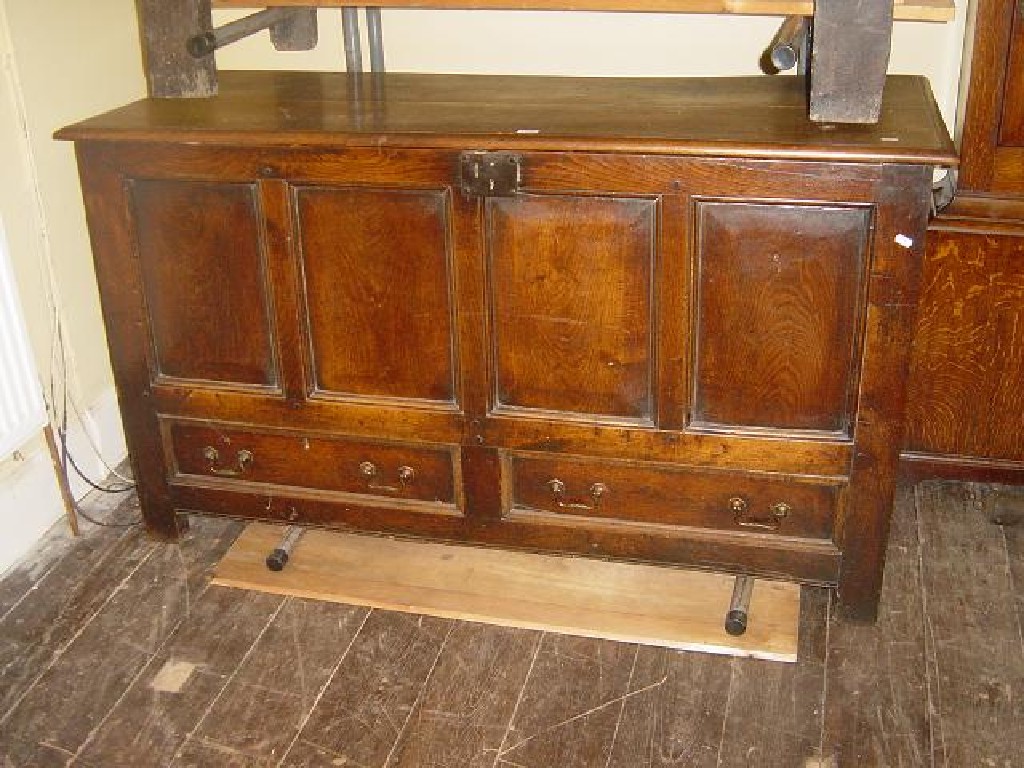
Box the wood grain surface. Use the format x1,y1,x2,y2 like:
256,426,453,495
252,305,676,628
4,482,1024,766
211,0,955,22
213,523,802,660
56,72,956,166
129,179,278,388
488,194,656,422
692,201,869,434
905,228,1024,462
294,185,458,403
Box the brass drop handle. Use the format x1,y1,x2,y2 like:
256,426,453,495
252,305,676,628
359,461,415,493
547,478,608,511
203,446,253,477
730,497,790,532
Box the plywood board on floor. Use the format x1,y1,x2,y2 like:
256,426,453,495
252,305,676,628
213,523,800,662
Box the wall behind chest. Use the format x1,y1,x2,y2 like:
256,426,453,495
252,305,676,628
213,7,969,131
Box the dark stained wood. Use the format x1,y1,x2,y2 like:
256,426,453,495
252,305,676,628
60,72,946,619
166,420,459,506
294,185,458,404
835,164,932,620
507,452,838,540
487,194,656,422
77,586,284,768
496,633,637,767
184,599,368,763
905,228,1024,463
269,8,318,51
821,484,931,766
0,522,154,723
135,0,217,98
75,147,181,540
955,0,1019,194
914,481,1024,767
604,646,731,767
55,72,956,166
809,0,893,123
717,587,829,766
692,201,869,434
388,622,542,767
129,179,278,388
5,480,1024,766
280,611,451,767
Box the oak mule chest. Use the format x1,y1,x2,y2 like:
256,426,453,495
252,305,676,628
58,72,955,620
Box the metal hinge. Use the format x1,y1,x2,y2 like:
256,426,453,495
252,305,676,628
458,151,522,198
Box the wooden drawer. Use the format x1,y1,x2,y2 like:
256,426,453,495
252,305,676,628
505,453,838,540
166,421,458,506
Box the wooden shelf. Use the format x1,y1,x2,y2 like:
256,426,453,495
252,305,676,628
212,0,955,23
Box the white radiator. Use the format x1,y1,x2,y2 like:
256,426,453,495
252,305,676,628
0,219,45,459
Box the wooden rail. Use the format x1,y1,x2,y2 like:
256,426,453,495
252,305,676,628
212,0,955,23
138,0,954,123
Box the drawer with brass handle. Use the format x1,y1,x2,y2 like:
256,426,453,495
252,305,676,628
505,452,838,540
165,420,457,505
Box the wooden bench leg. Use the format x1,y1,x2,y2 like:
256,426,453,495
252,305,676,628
809,0,894,124
136,0,217,98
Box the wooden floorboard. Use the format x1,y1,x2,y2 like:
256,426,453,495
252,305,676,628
716,587,829,767
915,481,1024,768
0,480,1022,767
279,610,452,767
820,483,932,766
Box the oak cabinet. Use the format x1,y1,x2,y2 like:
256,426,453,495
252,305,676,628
60,71,953,620
901,0,1024,482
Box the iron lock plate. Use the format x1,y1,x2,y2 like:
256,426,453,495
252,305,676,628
458,151,523,198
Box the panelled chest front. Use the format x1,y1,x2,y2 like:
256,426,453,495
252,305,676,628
59,71,956,620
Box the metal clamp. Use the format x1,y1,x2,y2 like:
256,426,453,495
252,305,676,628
729,497,790,532
359,461,415,493
547,479,608,511
203,446,253,477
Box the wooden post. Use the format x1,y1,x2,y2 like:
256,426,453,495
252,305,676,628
135,0,217,98
270,8,318,51
809,0,894,124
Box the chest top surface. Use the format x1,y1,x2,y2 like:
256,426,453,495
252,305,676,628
57,70,955,166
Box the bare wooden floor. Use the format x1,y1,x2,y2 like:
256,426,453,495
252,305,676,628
0,480,1021,767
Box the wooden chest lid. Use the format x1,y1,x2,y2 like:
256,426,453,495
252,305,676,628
56,70,956,166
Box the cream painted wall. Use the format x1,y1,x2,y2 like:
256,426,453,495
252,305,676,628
215,7,969,131
2,0,145,406
0,0,143,573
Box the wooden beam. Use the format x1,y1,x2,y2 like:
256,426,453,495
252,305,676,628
809,0,894,123
270,7,319,51
211,0,955,23
135,0,217,98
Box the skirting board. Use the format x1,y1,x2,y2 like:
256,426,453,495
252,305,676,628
213,523,801,662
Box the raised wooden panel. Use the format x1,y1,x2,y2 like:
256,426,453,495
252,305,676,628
293,186,457,404
905,229,1024,462
997,6,1024,147
129,179,277,388
691,202,870,434
487,194,656,423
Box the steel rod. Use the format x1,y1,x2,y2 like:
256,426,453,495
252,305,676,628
767,15,808,72
265,525,305,571
342,6,363,73
187,8,294,58
724,575,755,636
366,7,385,73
